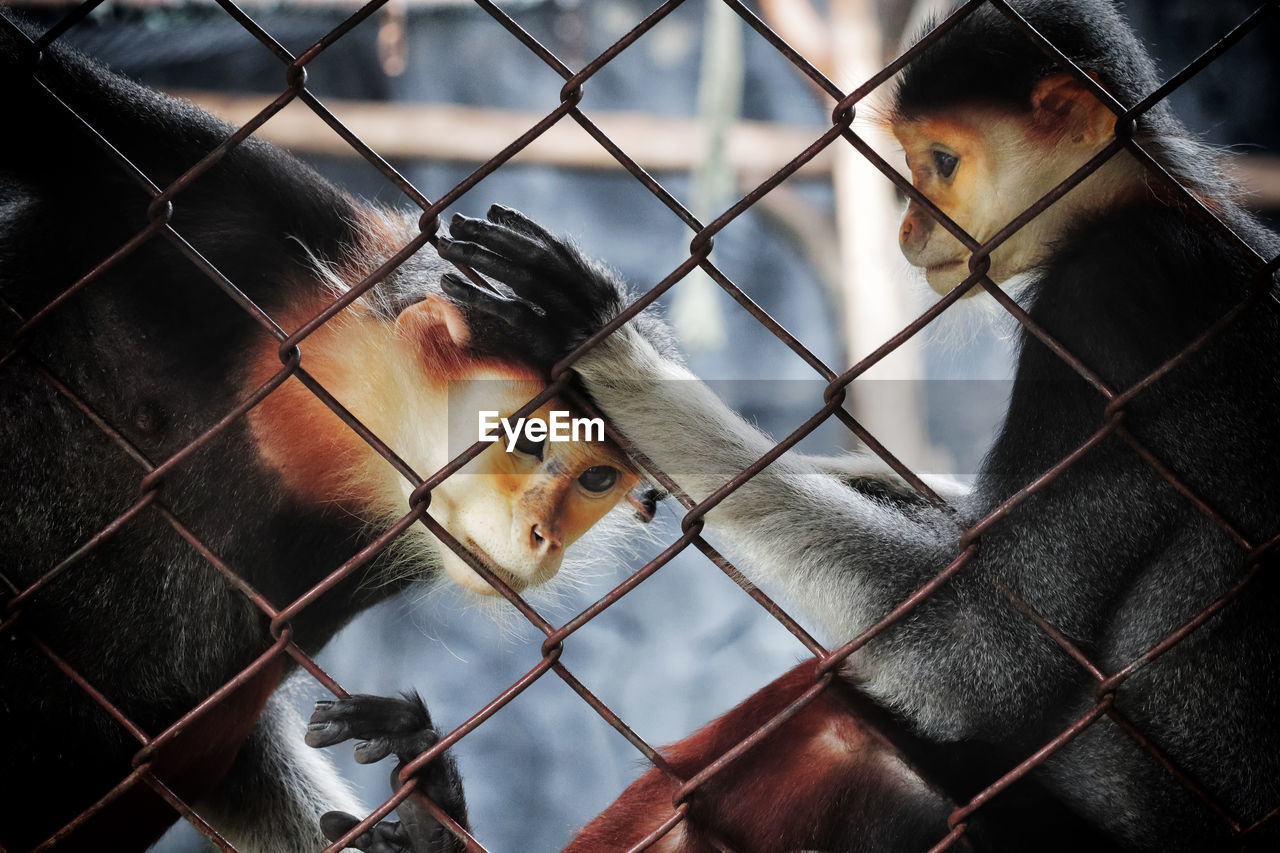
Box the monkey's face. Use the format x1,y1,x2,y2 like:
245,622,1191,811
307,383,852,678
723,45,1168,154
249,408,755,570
430,377,638,595
894,112,1061,294
893,76,1128,295
247,292,638,598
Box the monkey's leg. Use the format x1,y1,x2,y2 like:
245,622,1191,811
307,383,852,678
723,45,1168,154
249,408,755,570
196,690,366,853
567,663,957,853
306,693,469,853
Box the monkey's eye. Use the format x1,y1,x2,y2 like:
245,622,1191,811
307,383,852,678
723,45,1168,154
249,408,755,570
578,466,619,494
932,150,959,179
512,433,545,459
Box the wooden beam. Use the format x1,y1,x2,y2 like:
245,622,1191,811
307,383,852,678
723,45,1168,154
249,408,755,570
170,90,836,178
1227,155,1280,210
172,90,1280,208
829,0,935,468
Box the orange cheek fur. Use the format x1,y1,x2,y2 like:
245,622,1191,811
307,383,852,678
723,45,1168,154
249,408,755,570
463,398,639,527
244,203,543,517
475,440,637,539
244,291,528,515
554,440,638,540
245,296,391,513
896,116,986,229
561,471,638,541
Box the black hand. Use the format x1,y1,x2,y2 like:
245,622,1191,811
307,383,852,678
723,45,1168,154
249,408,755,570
437,204,628,368
308,693,469,853
320,811,416,853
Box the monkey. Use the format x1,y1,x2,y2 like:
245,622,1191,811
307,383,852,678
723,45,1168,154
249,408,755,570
310,653,1107,853
425,1,1280,849
0,18,651,853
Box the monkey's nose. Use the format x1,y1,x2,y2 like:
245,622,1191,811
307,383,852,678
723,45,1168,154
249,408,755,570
529,523,562,556
899,219,914,244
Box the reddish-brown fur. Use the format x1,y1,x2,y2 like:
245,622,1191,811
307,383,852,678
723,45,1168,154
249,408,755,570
567,662,958,853
245,290,540,511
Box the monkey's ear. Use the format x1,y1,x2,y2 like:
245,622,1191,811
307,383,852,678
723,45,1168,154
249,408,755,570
1030,73,1115,147
395,294,471,349
626,482,664,523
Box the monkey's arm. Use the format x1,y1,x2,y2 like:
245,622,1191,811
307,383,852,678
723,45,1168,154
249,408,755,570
800,451,970,508
437,209,1048,740
441,209,945,625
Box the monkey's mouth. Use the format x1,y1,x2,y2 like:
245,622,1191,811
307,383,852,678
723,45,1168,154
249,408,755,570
441,539,528,596
923,259,986,297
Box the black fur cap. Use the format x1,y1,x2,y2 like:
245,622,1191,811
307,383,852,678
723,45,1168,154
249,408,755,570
894,0,1162,119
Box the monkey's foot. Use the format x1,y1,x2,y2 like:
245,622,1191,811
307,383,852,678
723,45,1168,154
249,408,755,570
306,693,468,853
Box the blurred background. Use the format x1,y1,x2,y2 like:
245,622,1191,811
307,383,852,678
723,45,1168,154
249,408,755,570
8,0,1277,849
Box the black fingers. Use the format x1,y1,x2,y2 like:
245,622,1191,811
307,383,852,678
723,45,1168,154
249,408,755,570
443,215,585,318
310,693,468,853
320,811,413,853
480,206,590,293
474,208,623,319
445,215,556,275
485,203,561,246
440,273,540,326
305,693,436,759
321,807,460,853
440,206,634,366
437,233,548,293
441,273,562,365
319,810,359,842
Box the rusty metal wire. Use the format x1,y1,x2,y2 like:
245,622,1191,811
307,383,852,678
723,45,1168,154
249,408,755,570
2,0,1278,851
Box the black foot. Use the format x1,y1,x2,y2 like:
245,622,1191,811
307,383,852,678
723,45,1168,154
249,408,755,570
307,693,468,853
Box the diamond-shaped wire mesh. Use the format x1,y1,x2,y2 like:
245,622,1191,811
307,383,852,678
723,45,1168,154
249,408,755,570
2,1,1278,851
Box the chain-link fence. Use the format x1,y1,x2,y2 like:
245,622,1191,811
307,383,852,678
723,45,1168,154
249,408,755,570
3,0,1278,851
